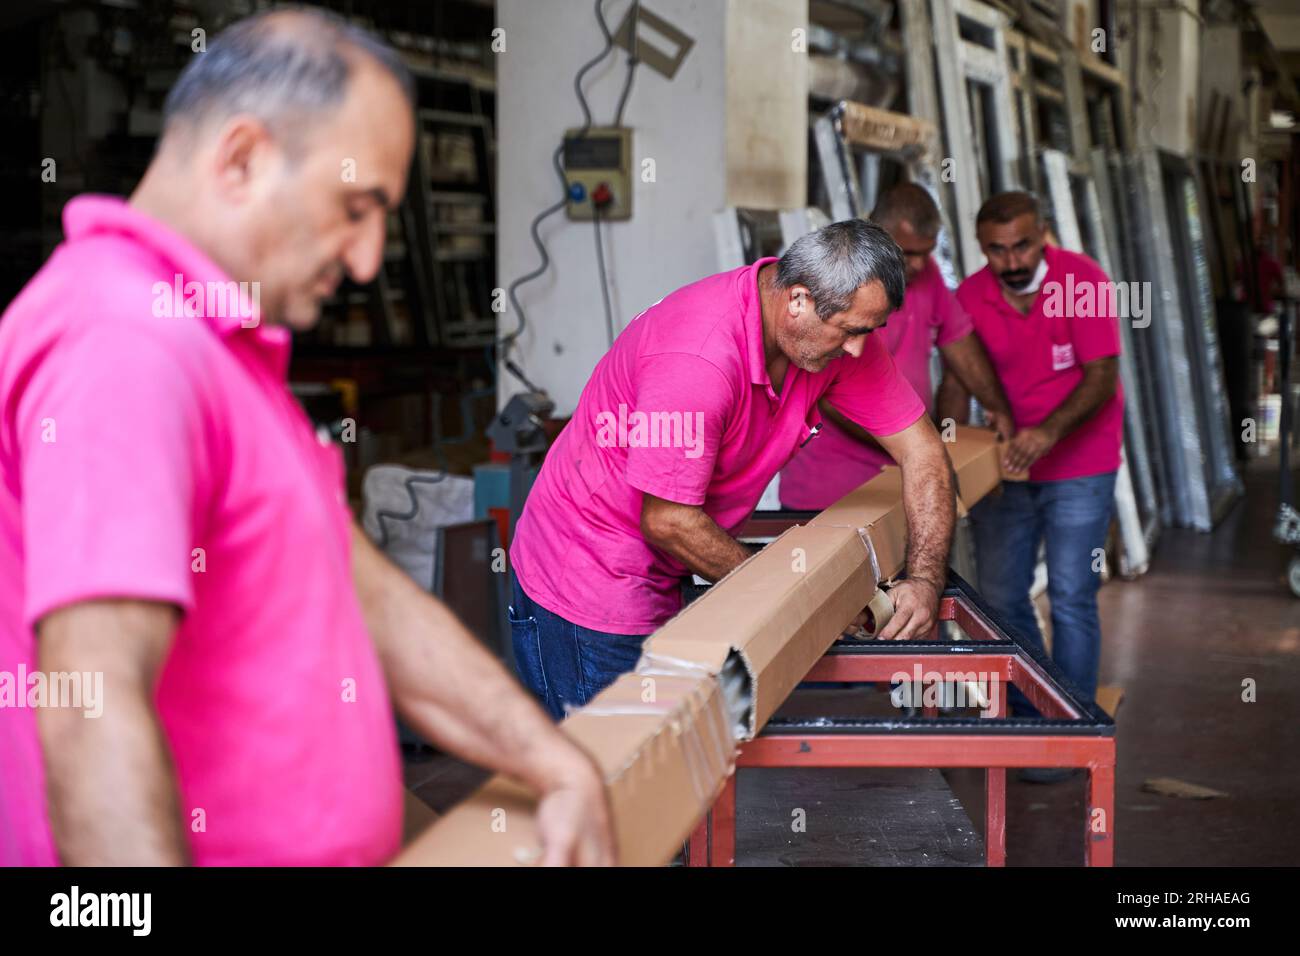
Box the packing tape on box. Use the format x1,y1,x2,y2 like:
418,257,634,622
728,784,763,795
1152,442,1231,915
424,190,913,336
639,650,750,740
840,529,892,639
862,586,895,637
857,527,881,584
582,663,736,808
635,651,715,679
636,656,737,801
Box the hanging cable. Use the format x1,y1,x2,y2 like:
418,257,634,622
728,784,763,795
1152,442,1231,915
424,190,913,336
573,0,619,130
593,203,616,347
614,1,640,127
377,348,500,550
498,0,621,385
383,6,629,544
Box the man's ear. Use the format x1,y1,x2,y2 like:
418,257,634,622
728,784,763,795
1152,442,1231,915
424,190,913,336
789,284,811,318
210,114,274,203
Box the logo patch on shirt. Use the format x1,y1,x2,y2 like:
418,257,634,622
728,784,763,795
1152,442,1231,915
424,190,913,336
1051,342,1076,371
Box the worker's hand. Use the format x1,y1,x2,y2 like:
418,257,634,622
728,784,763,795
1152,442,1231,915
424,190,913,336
876,578,941,641
842,609,871,639
987,409,1017,444
1002,425,1056,474
535,761,615,866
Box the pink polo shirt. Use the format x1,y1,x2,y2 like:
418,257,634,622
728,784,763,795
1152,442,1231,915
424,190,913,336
779,257,971,509
956,244,1124,481
510,256,925,634
0,196,401,865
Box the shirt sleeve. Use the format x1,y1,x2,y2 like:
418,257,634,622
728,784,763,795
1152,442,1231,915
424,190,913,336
955,278,979,316
1072,258,1122,364
823,333,927,437
933,278,975,348
18,324,206,628
623,352,735,506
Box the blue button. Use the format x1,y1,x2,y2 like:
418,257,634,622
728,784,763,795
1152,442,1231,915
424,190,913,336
568,182,586,202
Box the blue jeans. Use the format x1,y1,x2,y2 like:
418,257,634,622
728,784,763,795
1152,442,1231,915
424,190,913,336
968,471,1117,716
509,578,649,721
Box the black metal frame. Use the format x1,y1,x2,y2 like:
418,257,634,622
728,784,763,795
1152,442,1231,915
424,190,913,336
764,568,1115,736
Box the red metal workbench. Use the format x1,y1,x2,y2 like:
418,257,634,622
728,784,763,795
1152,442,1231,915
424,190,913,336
687,521,1117,867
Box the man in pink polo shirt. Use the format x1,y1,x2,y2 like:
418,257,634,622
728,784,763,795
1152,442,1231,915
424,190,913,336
780,184,1014,509
509,219,957,720
955,192,1124,755
0,10,611,865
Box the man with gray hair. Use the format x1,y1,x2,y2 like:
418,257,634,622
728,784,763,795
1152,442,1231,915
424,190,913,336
509,219,956,720
781,183,1014,509
0,9,612,866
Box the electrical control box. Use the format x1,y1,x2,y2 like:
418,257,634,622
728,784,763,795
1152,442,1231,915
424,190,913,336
563,126,632,221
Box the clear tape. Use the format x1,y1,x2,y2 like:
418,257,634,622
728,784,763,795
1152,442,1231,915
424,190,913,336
640,649,752,740
858,527,881,585
580,664,738,813
844,528,893,639
635,651,715,679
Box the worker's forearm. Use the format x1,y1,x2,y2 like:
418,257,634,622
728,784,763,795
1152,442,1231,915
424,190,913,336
352,527,593,793
645,509,751,583
939,334,1011,416
820,399,886,453
39,680,189,865
898,444,955,593
934,373,971,425
1039,361,1118,443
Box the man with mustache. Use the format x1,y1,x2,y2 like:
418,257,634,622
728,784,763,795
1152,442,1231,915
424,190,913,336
956,192,1124,768
509,219,956,720
0,9,612,865
779,184,1015,510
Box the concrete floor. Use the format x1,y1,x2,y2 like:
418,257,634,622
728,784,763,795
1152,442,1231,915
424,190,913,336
944,456,1300,866
1053,457,1300,865
404,458,1300,865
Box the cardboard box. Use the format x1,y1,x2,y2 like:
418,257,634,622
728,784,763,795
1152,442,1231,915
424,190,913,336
393,525,875,866
639,522,878,740
809,427,1005,576
944,426,1006,503
394,427,1006,866
393,669,734,867
808,466,909,575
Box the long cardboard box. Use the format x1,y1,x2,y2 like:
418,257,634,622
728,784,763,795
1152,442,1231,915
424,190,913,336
395,425,1006,865
810,426,1005,576
944,425,1006,504
394,524,872,865
394,669,733,867
809,465,909,573
640,522,877,740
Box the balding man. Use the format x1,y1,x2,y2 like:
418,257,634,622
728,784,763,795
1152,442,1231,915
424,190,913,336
780,184,1013,509
509,220,957,720
0,10,612,866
